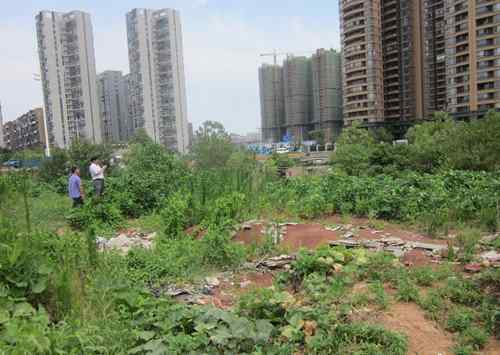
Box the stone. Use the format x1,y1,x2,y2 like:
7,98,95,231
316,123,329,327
329,240,361,248
380,237,405,246
480,250,500,263
325,225,342,232
343,232,355,239
411,242,448,253
205,277,220,287
258,255,296,269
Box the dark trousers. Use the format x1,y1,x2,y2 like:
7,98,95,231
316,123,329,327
72,197,84,208
93,179,104,196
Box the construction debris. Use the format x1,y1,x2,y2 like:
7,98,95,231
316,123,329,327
329,238,456,260
97,231,156,254
480,250,500,263
257,255,296,269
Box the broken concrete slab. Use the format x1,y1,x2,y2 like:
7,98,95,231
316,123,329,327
480,250,500,263
410,242,448,254
257,255,296,269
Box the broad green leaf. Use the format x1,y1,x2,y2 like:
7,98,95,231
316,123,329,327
31,278,47,294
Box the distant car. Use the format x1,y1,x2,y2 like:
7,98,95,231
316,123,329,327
276,147,290,154
2,160,21,168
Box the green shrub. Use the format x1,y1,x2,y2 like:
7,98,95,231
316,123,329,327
161,191,190,239
459,326,488,350
446,307,475,332
396,276,420,303
201,227,246,268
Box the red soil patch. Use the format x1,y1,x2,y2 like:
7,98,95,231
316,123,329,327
402,249,433,267
483,339,500,354
233,224,264,245
281,223,340,251
374,302,454,355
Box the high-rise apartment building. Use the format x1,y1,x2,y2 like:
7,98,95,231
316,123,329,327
340,0,385,125
2,108,46,152
423,0,448,116
381,0,425,121
98,71,131,142
311,49,343,140
126,8,189,153
36,10,101,148
0,102,4,149
341,0,500,125
283,56,313,141
259,64,285,142
445,0,500,116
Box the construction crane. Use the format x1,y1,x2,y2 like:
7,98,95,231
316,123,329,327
260,51,290,66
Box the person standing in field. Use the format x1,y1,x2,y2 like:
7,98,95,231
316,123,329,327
89,157,106,197
68,167,84,207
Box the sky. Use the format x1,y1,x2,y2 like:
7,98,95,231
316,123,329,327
0,0,340,134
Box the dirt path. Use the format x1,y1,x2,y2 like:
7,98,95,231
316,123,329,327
375,302,455,355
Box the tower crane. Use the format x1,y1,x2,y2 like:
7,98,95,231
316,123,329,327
260,50,315,65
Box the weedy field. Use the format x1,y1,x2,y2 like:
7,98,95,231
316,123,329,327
0,118,499,354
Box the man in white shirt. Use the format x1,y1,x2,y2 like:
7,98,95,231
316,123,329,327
89,156,107,197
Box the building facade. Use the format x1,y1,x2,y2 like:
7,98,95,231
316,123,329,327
2,108,46,152
36,10,101,148
423,0,448,116
341,0,500,124
340,0,385,125
445,0,500,116
98,71,131,142
126,8,189,153
259,64,285,142
311,49,343,141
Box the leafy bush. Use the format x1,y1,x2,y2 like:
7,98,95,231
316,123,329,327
161,191,190,239
446,307,475,332
201,227,246,268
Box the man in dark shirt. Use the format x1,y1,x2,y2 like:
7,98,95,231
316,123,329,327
68,167,84,207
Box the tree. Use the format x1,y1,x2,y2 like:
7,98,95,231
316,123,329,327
191,121,235,169
129,128,153,145
331,123,376,176
406,113,455,172
39,148,69,182
446,110,500,171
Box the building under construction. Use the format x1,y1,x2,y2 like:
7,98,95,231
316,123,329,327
312,49,343,141
283,56,314,142
259,64,285,142
259,49,342,143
